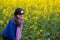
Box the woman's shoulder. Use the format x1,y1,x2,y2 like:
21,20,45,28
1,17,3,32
9,18,15,24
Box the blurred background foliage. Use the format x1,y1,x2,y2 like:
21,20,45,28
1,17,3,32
0,0,60,40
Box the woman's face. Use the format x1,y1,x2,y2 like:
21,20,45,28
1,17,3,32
17,14,24,19
17,10,24,20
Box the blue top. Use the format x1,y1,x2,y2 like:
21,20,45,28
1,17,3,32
2,19,17,40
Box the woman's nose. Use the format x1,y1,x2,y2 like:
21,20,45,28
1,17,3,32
21,15,24,16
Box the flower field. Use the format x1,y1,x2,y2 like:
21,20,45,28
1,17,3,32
0,0,60,40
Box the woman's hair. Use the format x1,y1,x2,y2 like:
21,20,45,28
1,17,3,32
14,8,24,17
13,8,24,26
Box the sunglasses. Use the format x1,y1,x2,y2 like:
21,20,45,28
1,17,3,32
19,13,24,15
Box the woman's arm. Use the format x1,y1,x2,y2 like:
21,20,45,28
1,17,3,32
9,19,16,40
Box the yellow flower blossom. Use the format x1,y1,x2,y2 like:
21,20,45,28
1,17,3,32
0,20,4,24
39,29,43,32
36,31,40,35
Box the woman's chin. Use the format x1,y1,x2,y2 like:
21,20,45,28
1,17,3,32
20,18,23,20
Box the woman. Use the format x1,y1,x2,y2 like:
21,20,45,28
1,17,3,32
2,8,24,40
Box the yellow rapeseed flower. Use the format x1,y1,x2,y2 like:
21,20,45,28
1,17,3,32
0,5,3,10
0,20,4,24
47,17,50,21
37,38,40,40
36,31,40,35
39,29,43,32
